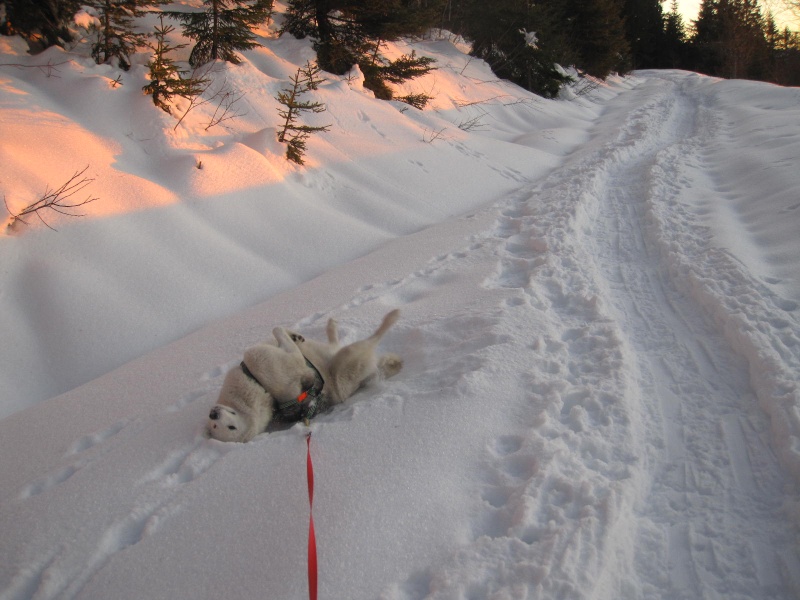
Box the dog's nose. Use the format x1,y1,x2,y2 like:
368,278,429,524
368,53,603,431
209,408,220,420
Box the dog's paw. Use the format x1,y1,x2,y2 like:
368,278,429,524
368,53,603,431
288,331,305,343
379,354,403,379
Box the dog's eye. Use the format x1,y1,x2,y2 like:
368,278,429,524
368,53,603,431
228,425,237,431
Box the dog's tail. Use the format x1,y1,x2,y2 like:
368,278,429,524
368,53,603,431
368,309,400,343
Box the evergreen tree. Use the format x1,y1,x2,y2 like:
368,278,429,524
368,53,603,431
276,61,331,164
661,0,688,68
447,0,572,98
172,0,273,67
86,0,155,70
354,0,440,98
691,0,722,74
143,15,208,113
442,0,602,96
772,26,800,86
621,0,665,69
691,0,770,79
4,0,80,50
282,0,316,39
563,0,631,77
281,0,438,100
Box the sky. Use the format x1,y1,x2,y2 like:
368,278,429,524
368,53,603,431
676,0,702,22
677,0,799,28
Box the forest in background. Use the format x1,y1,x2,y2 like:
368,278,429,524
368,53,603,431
1,0,798,100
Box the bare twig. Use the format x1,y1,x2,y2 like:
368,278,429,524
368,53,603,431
457,113,488,131
422,126,448,143
173,93,205,131
573,77,601,97
454,94,512,108
455,95,534,109
5,166,99,231
204,86,247,131
0,59,70,77
172,63,216,131
460,55,477,75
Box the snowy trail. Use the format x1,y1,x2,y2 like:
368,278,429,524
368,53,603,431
396,74,800,598
582,75,800,598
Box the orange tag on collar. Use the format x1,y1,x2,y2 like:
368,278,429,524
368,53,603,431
297,391,308,403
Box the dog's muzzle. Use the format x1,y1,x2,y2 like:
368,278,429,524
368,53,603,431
209,407,221,421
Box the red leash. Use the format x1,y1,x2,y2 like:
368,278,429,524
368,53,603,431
306,433,318,600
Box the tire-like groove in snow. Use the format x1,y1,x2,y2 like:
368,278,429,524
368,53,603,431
586,75,798,599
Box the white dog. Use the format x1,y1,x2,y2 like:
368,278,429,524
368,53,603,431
207,310,403,442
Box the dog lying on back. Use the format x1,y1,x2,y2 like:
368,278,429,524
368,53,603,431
207,310,403,442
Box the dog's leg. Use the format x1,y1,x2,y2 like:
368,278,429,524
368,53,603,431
326,318,339,345
273,327,305,357
326,310,401,402
368,309,400,344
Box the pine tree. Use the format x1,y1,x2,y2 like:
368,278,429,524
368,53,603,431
282,0,371,74
281,0,438,100
661,0,688,68
772,26,800,86
563,0,631,77
444,0,572,98
143,15,208,114
691,0,770,79
172,0,273,67
691,0,722,74
4,0,80,50
281,0,316,39
276,61,331,164
86,0,155,70
621,0,665,69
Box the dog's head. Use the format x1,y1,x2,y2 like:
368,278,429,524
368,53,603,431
207,404,251,443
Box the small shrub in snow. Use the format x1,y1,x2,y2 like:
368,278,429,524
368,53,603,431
276,61,331,165
4,166,98,232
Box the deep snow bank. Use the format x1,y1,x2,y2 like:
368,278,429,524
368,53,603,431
0,25,599,416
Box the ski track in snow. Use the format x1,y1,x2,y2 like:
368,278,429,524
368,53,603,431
583,75,799,598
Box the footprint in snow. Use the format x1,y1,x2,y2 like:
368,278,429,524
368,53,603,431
19,462,85,499
67,419,129,455
18,419,131,499
139,439,231,488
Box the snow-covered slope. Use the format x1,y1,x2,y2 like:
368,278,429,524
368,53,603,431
1,9,800,600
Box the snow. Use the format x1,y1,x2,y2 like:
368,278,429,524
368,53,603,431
1,7,800,599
